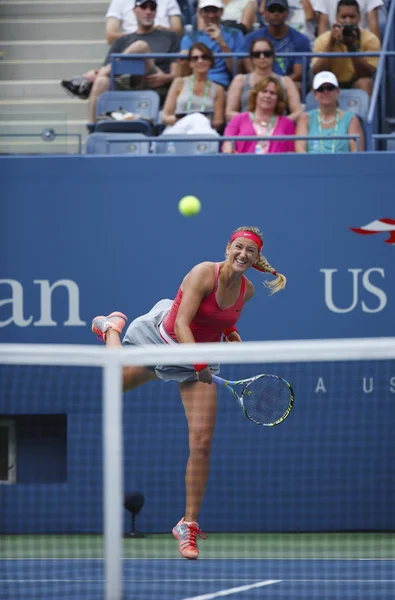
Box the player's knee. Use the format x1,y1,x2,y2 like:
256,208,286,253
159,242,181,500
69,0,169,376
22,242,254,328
189,430,213,455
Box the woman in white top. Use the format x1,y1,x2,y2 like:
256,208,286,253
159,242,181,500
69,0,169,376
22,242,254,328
162,42,225,132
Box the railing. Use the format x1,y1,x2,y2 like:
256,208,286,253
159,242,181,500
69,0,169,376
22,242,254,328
87,133,363,154
110,51,382,103
372,133,395,151
367,0,395,134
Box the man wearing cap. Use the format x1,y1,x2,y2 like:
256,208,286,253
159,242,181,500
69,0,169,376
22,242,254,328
105,0,183,43
312,0,380,95
179,0,245,89
243,0,311,85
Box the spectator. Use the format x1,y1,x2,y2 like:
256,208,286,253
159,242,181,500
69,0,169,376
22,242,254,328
222,75,296,152
243,0,311,87
197,0,258,34
162,43,225,133
315,0,383,38
312,0,380,96
286,0,318,42
85,0,179,122
226,37,302,121
105,0,183,42
178,0,245,89
295,70,364,151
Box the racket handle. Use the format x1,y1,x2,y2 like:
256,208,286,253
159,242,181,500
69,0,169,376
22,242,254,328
212,375,226,386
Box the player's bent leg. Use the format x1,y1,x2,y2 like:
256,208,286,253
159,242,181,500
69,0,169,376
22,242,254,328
122,366,157,392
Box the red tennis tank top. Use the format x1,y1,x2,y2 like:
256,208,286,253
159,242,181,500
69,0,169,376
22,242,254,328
162,263,246,343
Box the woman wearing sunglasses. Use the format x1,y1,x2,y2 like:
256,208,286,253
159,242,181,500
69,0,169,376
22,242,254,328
226,38,302,123
222,75,295,154
295,71,364,153
162,42,225,134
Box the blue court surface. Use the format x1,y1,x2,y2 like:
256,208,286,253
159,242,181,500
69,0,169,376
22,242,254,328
1,558,394,600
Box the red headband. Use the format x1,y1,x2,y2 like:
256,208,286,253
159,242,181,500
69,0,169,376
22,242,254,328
229,231,263,251
229,231,277,276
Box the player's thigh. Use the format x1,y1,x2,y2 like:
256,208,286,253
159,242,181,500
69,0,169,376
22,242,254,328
123,366,157,392
178,380,217,434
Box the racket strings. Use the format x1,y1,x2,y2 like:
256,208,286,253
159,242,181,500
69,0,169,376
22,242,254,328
241,377,291,425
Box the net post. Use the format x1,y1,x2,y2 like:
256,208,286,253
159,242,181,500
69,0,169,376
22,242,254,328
103,355,123,600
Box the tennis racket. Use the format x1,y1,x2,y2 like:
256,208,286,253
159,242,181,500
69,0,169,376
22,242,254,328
212,374,294,427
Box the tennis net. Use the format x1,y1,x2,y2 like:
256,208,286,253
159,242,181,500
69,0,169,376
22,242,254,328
0,338,394,600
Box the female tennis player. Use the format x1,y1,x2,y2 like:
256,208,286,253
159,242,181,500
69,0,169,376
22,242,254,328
92,226,286,559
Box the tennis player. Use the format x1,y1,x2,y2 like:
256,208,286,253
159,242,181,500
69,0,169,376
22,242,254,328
92,226,286,559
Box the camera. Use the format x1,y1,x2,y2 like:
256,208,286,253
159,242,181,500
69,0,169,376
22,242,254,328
342,24,357,37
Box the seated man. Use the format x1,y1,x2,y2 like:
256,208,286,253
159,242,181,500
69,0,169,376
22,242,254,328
243,0,311,88
314,0,383,39
105,0,183,42
62,0,180,123
312,0,380,96
178,0,245,89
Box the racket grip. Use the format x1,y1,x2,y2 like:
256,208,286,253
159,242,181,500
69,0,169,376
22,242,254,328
211,375,225,386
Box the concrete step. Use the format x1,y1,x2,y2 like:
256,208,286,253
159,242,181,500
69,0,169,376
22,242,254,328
0,119,87,154
0,98,89,121
0,40,107,60
0,58,101,80
0,0,108,17
0,17,104,40
0,79,76,99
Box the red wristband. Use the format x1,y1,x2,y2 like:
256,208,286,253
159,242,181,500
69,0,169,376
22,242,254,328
223,326,238,337
194,363,209,372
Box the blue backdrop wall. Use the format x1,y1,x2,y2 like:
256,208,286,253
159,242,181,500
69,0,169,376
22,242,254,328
1,154,395,534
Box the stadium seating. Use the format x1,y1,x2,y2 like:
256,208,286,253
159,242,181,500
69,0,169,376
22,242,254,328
96,91,160,122
85,132,150,155
95,119,155,136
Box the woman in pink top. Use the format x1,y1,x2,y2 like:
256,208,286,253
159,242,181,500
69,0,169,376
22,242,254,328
222,76,296,154
91,226,286,560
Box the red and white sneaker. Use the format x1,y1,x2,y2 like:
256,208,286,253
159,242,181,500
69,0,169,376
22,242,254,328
91,312,127,342
172,517,208,560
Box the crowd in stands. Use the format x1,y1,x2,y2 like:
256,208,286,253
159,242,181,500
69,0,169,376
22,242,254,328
60,0,387,153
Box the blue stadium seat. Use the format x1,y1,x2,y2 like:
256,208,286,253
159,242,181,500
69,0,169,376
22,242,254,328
95,119,154,136
305,88,370,120
85,132,150,155
154,134,219,155
387,134,395,151
95,91,160,122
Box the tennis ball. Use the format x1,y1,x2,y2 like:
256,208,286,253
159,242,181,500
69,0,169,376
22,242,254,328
178,195,201,217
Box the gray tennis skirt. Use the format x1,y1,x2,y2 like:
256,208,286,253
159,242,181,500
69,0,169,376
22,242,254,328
122,299,220,383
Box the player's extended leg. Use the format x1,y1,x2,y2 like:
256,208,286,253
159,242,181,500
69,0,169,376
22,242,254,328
172,380,217,559
92,312,157,391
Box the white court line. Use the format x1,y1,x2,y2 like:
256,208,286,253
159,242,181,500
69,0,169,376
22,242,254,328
2,557,395,560
182,580,281,600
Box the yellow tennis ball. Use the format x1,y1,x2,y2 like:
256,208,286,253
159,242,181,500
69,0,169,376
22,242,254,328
179,195,201,217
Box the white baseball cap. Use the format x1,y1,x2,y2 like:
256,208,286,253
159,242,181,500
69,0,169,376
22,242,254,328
199,0,223,9
312,71,339,90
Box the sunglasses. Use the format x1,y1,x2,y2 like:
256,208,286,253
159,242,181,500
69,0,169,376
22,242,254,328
316,84,337,92
190,54,211,62
267,5,287,13
250,50,274,58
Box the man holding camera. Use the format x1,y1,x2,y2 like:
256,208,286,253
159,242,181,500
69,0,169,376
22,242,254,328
312,0,380,96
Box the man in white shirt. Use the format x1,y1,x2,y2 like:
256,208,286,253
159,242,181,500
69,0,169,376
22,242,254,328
105,0,183,42
314,0,383,38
